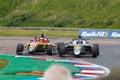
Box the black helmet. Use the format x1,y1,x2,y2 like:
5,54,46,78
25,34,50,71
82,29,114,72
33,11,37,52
78,35,82,38
41,33,45,37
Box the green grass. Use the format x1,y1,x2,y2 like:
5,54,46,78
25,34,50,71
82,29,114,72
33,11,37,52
0,59,8,69
0,0,120,29
0,30,78,38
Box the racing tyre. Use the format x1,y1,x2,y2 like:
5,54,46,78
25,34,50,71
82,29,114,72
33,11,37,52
47,45,53,55
92,44,98,58
57,42,64,52
16,44,24,55
95,44,99,56
59,44,65,57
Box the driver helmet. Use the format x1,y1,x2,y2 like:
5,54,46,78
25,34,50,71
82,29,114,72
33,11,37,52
41,33,46,38
77,40,83,44
78,35,82,38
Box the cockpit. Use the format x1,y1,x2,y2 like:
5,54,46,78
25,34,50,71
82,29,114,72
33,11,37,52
72,38,86,45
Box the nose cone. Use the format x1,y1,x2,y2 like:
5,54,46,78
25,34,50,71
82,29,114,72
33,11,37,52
74,45,81,55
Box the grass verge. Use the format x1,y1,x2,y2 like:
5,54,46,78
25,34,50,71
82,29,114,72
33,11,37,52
0,59,8,69
0,30,78,38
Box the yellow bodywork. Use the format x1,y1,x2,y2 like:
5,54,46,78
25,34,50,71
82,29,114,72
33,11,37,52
26,41,56,51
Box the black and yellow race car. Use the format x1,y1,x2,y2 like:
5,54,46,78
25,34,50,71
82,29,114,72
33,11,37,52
57,38,99,58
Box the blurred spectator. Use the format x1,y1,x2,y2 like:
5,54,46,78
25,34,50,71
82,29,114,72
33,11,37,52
43,64,71,80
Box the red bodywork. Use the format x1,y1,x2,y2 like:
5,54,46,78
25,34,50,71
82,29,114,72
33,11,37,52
34,37,49,43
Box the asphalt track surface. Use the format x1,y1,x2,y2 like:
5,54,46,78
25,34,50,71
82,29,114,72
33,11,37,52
0,37,120,69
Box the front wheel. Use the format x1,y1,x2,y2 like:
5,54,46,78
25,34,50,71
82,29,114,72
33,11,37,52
92,44,98,58
96,44,99,56
16,44,24,55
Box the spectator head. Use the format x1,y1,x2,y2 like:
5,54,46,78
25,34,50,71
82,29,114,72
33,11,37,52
43,64,71,80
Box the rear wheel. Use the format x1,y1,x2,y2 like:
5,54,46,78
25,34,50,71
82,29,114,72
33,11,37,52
16,44,24,55
47,45,53,55
59,44,65,57
92,44,98,58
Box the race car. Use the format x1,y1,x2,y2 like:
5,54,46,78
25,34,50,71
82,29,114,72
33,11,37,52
16,37,57,55
57,38,99,58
